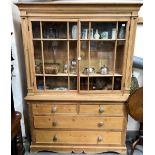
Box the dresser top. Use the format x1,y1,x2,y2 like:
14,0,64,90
15,0,143,5
15,0,142,16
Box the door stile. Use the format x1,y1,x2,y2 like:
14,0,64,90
112,22,118,91
88,21,91,91
67,21,70,90
121,19,131,94
39,21,46,92
28,19,37,92
77,20,81,93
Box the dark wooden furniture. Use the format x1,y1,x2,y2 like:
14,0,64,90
11,111,25,155
127,87,143,155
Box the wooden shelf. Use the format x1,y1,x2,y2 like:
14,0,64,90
45,73,68,76
33,38,78,41
117,39,126,41
35,74,43,76
33,38,125,41
80,73,123,77
80,39,116,41
69,74,77,76
68,39,78,41
36,73,122,77
33,38,68,41
35,73,77,77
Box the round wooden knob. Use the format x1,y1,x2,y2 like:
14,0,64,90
97,136,103,142
53,135,58,141
78,57,81,61
51,107,57,113
52,121,57,127
99,107,104,113
98,122,104,127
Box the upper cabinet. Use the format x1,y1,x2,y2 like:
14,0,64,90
16,2,142,94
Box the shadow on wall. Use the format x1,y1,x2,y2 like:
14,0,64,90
12,3,30,140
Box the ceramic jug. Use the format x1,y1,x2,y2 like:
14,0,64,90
94,29,100,39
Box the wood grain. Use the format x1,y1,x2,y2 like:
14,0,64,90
35,130,122,145
16,1,142,154
80,104,125,116
30,144,127,154
32,104,77,115
34,115,124,130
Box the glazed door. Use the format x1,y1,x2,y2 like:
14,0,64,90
79,20,129,93
30,19,129,93
30,20,79,92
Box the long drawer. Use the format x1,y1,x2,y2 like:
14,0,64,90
32,104,77,115
35,130,122,145
34,115,124,130
80,104,125,116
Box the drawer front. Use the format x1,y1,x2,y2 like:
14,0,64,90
32,104,77,115
34,115,124,130
80,104,125,116
35,130,122,145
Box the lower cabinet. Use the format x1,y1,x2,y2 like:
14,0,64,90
29,101,127,154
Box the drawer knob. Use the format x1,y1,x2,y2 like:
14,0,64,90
53,135,58,141
51,107,57,113
98,122,104,127
52,121,57,127
97,136,103,142
99,107,104,113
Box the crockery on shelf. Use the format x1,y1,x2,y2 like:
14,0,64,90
83,67,95,74
82,28,88,39
72,25,77,39
101,31,108,39
100,65,109,75
94,29,100,39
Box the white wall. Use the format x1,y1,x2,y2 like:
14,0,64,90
12,0,27,137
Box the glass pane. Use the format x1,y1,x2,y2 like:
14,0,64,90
69,22,78,39
90,41,115,74
70,41,77,75
114,77,122,90
89,77,112,90
81,22,89,39
70,77,77,90
45,77,68,90
117,22,126,39
80,41,89,74
43,41,67,74
32,21,40,38
36,76,44,90
80,77,88,90
33,41,43,74
42,22,67,39
115,40,125,74
91,22,116,39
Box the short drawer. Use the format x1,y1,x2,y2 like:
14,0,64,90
32,104,77,115
35,130,122,145
34,115,124,130
80,104,125,116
